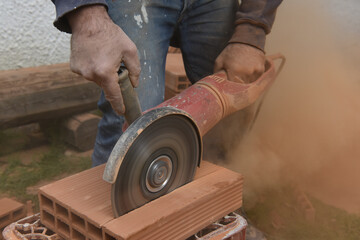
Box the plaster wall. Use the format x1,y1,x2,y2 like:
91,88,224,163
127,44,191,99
0,0,70,70
0,0,358,71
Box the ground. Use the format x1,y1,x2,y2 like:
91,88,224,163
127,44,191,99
0,124,92,212
244,187,360,240
1,124,360,239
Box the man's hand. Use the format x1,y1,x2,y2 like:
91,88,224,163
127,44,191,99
67,5,140,115
214,43,265,83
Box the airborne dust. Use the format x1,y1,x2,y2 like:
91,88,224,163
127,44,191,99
221,0,360,214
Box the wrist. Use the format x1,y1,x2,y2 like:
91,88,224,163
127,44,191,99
227,42,265,54
67,5,110,33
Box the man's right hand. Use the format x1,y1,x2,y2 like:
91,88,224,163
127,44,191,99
67,5,141,115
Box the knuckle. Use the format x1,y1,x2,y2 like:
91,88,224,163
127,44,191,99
69,61,80,74
124,43,138,56
132,66,141,76
94,68,109,79
100,78,111,89
81,69,94,80
255,65,265,74
214,58,221,67
70,61,95,81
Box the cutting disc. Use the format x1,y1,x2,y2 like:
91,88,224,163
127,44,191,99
111,114,200,217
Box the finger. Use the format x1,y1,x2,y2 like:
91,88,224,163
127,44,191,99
122,48,141,88
101,73,125,115
243,64,265,83
228,70,245,84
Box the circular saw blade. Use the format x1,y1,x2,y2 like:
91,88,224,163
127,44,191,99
111,114,200,217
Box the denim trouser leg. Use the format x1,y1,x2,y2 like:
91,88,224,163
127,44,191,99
92,0,238,166
178,0,239,82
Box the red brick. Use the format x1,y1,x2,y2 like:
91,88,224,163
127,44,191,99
0,198,26,229
103,167,243,240
165,53,192,92
39,161,243,240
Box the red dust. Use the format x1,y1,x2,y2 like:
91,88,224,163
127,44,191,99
224,0,360,214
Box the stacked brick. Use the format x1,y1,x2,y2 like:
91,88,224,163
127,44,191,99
39,161,244,240
0,198,26,239
165,53,192,100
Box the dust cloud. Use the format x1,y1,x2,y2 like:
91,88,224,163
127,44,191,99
223,0,360,213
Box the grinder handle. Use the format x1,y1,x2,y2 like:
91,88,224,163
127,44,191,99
118,68,142,125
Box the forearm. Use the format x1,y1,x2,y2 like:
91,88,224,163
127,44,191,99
51,0,108,33
230,0,283,51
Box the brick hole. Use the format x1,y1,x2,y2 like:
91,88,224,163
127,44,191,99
44,228,56,236
55,203,69,220
71,212,85,230
178,84,188,90
228,212,236,217
104,232,117,240
72,228,86,240
56,218,70,238
13,208,24,219
195,223,221,237
0,214,10,225
87,222,102,240
40,194,54,212
42,210,55,228
33,228,44,234
178,77,188,83
20,229,32,235
185,235,197,240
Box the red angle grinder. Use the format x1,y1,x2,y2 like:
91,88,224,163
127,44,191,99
103,54,285,217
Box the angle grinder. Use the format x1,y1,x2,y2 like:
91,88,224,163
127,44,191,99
103,55,285,217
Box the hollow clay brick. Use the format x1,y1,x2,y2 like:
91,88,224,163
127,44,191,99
39,164,111,239
0,198,26,229
165,53,192,92
103,167,243,240
39,161,242,240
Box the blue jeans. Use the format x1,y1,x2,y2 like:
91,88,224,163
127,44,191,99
92,0,239,166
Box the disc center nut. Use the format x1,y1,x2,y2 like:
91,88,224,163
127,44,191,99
146,156,173,193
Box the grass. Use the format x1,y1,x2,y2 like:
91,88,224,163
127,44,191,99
0,128,30,157
245,186,360,240
0,125,92,211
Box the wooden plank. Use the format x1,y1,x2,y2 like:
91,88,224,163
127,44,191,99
0,63,101,129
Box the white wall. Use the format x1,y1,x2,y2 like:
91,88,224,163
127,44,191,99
0,0,358,71
0,0,70,70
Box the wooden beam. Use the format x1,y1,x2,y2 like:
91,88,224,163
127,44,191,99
0,63,101,129
61,113,101,151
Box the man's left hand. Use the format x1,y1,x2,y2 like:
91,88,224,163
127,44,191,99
214,43,266,83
